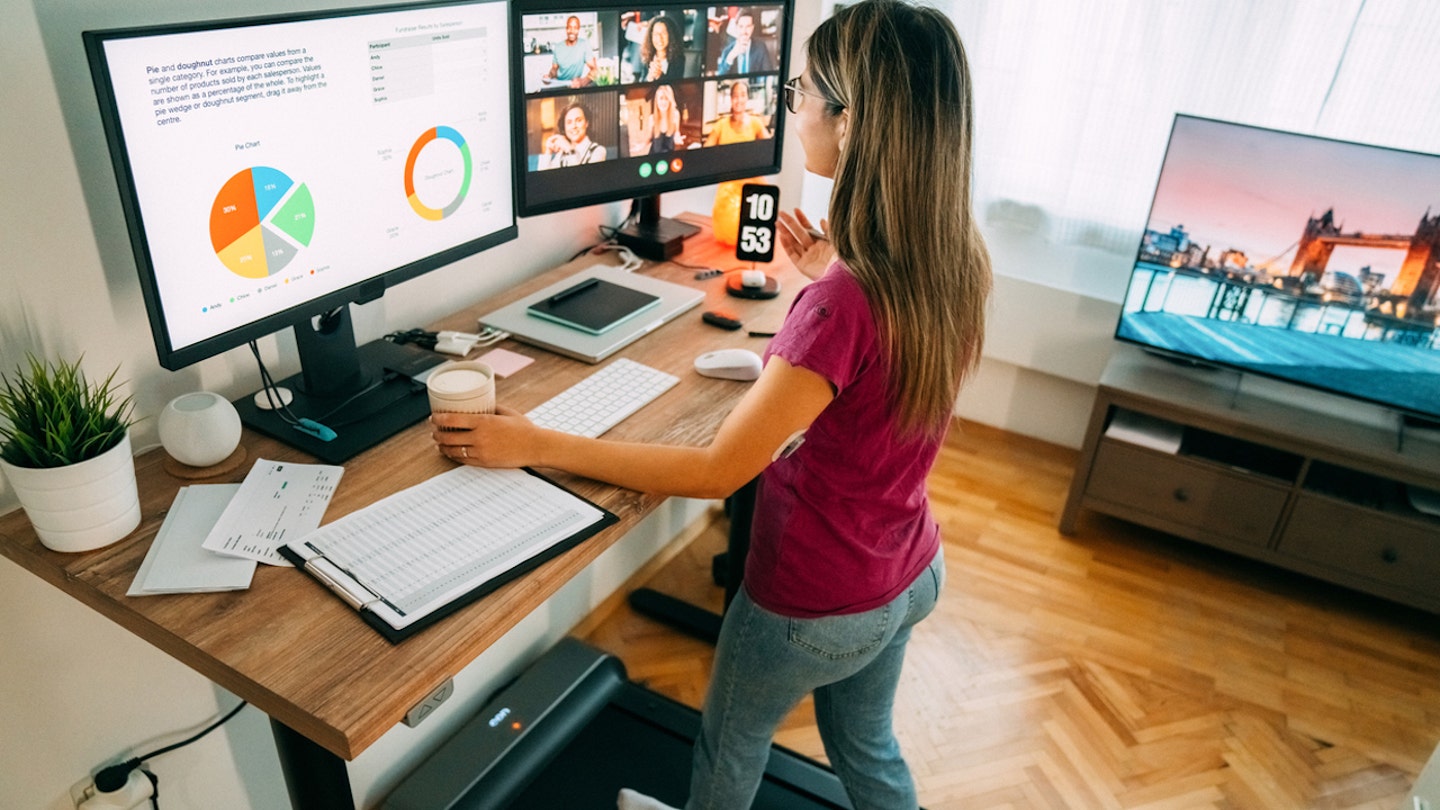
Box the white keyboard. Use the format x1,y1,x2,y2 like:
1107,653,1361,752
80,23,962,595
527,358,679,438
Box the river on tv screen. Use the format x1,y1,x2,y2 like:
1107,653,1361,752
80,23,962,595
1117,116,1440,419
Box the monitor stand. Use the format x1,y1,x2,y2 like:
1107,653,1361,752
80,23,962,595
232,308,446,464
615,194,701,261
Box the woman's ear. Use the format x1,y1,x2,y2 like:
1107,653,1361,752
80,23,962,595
836,108,850,151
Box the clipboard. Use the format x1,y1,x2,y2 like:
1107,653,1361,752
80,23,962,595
279,466,617,644
525,278,662,335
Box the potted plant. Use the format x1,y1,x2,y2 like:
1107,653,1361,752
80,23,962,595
0,355,140,552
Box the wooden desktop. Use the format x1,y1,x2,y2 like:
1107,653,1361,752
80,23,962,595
0,213,804,808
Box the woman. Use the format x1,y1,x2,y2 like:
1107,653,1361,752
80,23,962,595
703,80,770,145
538,101,606,169
434,1,990,807
649,84,684,153
642,14,686,83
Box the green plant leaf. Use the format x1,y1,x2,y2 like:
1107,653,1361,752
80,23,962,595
0,354,134,469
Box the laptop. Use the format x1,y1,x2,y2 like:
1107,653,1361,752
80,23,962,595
479,265,704,363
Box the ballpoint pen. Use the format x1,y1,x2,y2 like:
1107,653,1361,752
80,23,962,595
548,277,599,304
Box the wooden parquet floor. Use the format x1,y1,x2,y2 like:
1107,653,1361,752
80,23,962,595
578,421,1440,809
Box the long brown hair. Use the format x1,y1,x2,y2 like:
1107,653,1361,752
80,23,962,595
807,0,991,439
642,15,683,67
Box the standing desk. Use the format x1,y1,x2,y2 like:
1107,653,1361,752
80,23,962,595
0,213,804,809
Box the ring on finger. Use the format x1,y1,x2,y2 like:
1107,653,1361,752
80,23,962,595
461,446,469,459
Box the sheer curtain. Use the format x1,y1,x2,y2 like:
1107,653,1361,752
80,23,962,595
933,0,1440,287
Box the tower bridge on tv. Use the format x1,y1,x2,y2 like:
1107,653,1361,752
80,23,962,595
1289,207,1440,304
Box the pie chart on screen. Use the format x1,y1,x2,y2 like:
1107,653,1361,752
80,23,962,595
405,125,472,221
209,166,315,279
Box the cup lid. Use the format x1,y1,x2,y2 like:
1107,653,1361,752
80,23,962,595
428,364,492,397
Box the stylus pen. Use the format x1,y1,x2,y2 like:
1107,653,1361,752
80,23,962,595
548,277,599,304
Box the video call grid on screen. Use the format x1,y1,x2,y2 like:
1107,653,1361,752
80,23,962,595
516,5,786,213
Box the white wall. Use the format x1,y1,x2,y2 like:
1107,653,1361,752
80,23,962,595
0,0,822,807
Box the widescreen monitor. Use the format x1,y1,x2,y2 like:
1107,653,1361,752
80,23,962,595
85,0,516,461
510,1,791,258
1116,115,1440,425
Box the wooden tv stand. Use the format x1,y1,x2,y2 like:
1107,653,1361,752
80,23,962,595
1060,347,1440,613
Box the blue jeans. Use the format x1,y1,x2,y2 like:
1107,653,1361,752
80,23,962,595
685,546,946,810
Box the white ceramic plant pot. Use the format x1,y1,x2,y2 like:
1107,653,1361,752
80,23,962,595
0,433,141,553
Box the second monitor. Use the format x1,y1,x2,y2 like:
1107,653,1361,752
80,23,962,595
511,2,794,258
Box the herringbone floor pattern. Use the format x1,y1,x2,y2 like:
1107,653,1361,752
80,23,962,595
579,422,1440,809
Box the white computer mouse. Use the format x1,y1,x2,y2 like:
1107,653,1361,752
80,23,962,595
694,348,763,381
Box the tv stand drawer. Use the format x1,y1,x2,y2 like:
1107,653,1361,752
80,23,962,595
1086,441,1287,547
1279,495,1440,598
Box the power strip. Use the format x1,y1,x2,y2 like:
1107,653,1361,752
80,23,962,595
74,769,153,810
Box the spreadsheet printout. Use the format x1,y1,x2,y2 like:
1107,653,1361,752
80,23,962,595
287,465,608,630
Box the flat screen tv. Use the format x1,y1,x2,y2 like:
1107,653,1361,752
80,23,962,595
1116,114,1440,425
509,2,792,258
84,0,516,461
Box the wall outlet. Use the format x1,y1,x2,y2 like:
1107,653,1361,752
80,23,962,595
70,776,94,808
76,769,152,810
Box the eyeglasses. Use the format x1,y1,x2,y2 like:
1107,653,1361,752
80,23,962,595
783,76,834,114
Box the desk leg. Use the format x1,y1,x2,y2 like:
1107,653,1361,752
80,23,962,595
720,477,755,611
271,718,355,810
627,477,757,644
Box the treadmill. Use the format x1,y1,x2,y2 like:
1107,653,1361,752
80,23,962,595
382,636,854,809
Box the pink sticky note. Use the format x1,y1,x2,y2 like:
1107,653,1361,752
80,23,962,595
477,348,535,378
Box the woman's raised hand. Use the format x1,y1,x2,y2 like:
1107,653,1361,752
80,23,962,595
777,209,833,280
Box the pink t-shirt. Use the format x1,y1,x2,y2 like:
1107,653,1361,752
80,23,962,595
746,262,943,618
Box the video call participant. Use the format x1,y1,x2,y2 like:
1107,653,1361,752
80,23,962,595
545,15,595,87
539,101,606,168
716,7,775,74
649,84,685,153
642,14,687,82
433,1,992,807
704,80,770,145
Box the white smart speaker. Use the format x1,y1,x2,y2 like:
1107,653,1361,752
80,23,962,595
158,392,242,468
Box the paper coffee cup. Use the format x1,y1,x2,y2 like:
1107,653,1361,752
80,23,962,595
427,361,496,419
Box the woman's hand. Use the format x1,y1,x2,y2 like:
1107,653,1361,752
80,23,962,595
430,406,536,468
777,209,834,280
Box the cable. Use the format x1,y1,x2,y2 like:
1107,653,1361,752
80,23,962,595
247,341,302,428
247,341,336,442
604,202,641,241
585,242,642,272
385,328,438,350
92,701,248,809
311,372,403,424
473,327,510,348
386,327,509,355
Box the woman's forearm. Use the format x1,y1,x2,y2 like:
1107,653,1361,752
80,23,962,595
532,432,748,500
